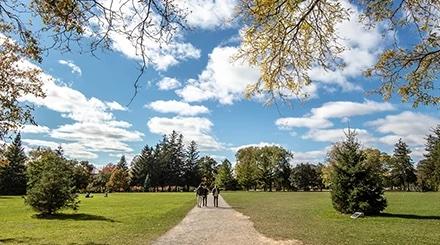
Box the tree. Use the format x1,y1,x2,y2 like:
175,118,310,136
117,155,128,171
71,160,94,193
237,0,440,106
0,0,187,137
390,139,417,191
182,141,201,190
87,163,115,193
215,159,236,190
25,149,79,215
417,125,440,191
106,168,129,192
329,130,387,215
198,156,217,188
0,133,27,195
290,163,322,191
235,147,258,191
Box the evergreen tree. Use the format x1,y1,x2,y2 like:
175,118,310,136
330,130,387,215
25,149,79,215
182,141,201,190
390,139,417,191
215,159,236,190
117,155,128,171
130,146,152,187
0,133,27,195
417,125,440,191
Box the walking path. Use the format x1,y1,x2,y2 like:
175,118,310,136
152,195,301,245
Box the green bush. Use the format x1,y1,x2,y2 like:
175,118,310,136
25,150,79,215
330,131,387,215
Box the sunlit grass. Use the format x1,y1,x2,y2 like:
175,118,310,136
0,193,195,244
222,191,440,244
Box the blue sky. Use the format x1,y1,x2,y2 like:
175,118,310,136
11,0,439,166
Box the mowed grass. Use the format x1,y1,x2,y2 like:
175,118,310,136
0,193,195,244
222,192,440,245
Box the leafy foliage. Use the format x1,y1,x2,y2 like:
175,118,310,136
215,159,237,190
389,139,417,191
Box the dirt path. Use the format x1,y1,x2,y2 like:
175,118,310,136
152,194,301,245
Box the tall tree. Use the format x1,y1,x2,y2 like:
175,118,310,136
329,130,387,215
198,156,217,188
417,125,440,191
290,163,322,191
215,159,236,190
390,139,417,191
237,0,440,106
182,141,201,190
0,133,27,195
235,147,258,191
117,155,128,171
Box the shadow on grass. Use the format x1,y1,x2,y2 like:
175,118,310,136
33,213,118,223
376,213,440,220
0,237,42,244
0,196,20,199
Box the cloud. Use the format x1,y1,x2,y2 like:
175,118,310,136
303,128,376,144
177,46,259,105
91,0,200,71
21,125,50,134
58,60,82,76
106,101,127,111
292,149,328,164
366,111,440,146
157,77,181,90
308,1,384,92
276,100,394,130
179,0,237,29
147,100,209,116
230,142,282,152
19,61,144,157
147,116,223,151
23,139,98,159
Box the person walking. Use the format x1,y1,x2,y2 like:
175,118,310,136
195,184,204,208
212,185,220,207
202,185,209,207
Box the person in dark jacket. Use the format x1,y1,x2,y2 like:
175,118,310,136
195,184,204,207
212,185,220,207
202,186,209,207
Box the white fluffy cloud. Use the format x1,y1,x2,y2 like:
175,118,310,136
23,139,98,159
276,100,394,130
179,0,237,29
303,128,376,144
21,125,50,134
92,0,200,71
147,100,209,116
157,77,182,90
177,46,259,105
292,149,328,164
308,1,384,92
19,62,144,158
58,60,82,76
366,111,440,146
147,116,223,151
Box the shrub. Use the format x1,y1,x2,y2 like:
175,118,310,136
25,150,79,215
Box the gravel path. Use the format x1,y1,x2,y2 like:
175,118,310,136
152,194,301,245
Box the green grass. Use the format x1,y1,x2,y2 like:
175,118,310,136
0,193,195,244
222,192,440,245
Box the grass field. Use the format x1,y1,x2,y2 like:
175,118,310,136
0,193,195,244
222,192,440,245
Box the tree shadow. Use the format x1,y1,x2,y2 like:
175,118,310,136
375,213,440,220
33,213,118,223
0,237,42,244
0,196,19,199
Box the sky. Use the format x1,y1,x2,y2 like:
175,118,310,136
9,0,439,166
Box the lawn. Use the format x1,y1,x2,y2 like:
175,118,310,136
0,193,195,244
222,191,440,245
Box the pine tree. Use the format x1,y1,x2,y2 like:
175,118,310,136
330,130,387,215
182,141,200,190
417,125,440,191
0,133,27,195
117,155,128,171
391,139,417,191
